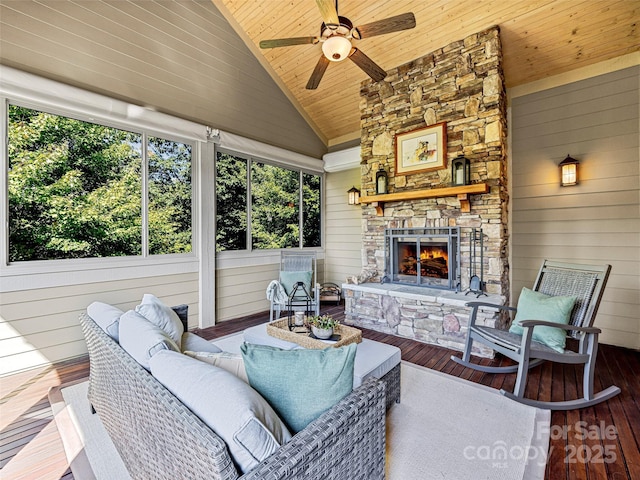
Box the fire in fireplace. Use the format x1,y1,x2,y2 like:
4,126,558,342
385,227,460,291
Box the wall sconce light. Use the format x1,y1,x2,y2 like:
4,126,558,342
559,154,579,186
376,166,388,194
451,156,471,186
347,186,360,205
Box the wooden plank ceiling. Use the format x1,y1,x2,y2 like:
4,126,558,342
213,0,639,145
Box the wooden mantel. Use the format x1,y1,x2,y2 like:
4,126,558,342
359,183,489,216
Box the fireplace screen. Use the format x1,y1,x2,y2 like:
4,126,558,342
385,227,460,290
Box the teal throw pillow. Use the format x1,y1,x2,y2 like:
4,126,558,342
279,270,312,296
508,287,576,353
240,342,356,433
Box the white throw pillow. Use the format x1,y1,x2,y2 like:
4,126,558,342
119,310,179,370
150,350,291,474
181,332,223,354
135,294,184,349
87,301,123,341
184,350,248,383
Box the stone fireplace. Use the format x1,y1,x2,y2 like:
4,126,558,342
343,26,509,357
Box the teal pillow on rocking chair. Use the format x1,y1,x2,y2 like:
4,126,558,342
508,287,576,353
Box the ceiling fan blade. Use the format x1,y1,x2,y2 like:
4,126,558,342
259,37,318,49
306,55,330,90
315,0,339,26
354,12,416,39
349,48,387,82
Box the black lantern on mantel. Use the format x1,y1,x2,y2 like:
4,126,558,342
451,156,471,186
376,166,388,194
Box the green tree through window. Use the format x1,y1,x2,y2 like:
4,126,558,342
215,152,247,251
215,151,321,251
7,105,192,261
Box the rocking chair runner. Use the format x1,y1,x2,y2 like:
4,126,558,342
452,260,621,410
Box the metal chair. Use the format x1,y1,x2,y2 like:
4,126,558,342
268,250,320,322
451,260,620,410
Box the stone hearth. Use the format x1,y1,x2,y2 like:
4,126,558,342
343,283,500,358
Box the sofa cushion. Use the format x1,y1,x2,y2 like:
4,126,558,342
119,310,180,370
149,350,291,474
86,301,123,342
509,287,576,353
184,350,248,383
181,332,223,354
240,343,356,433
135,294,184,349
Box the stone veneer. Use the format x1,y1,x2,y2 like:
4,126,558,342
346,26,509,352
343,283,498,357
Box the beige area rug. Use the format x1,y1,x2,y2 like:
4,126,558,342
386,362,549,480
51,359,550,480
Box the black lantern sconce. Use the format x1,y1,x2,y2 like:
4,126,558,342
347,186,360,205
451,156,471,186
559,154,579,186
376,166,388,194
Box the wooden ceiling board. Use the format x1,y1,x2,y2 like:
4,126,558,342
1,0,636,151
214,0,639,144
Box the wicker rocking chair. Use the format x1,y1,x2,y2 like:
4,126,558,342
451,260,621,410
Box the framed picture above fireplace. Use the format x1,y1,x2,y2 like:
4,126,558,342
395,122,447,175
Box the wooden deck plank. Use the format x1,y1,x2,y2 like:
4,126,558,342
1,303,638,480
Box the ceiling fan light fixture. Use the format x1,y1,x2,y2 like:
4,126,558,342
322,35,351,61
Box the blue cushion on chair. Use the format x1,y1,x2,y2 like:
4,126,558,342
279,270,312,296
240,342,356,433
509,287,576,353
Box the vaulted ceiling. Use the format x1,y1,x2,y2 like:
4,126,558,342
1,1,637,156
214,0,639,146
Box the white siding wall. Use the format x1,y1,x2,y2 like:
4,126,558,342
0,273,198,375
215,263,278,322
510,66,639,350
324,168,364,285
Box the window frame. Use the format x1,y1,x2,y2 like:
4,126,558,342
215,147,323,259
1,98,199,276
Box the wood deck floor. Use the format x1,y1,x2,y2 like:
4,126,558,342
2,304,639,480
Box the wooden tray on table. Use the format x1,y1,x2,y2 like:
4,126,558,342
267,318,362,349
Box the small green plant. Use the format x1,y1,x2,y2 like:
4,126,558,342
307,314,339,330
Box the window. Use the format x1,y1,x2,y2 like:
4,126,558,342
7,104,193,262
215,152,247,251
216,150,321,252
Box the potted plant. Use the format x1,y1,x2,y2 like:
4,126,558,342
307,314,339,340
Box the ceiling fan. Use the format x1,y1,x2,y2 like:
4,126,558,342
259,0,416,90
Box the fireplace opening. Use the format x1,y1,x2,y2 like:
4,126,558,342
397,242,449,278
385,228,460,291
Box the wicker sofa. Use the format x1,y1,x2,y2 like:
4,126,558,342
80,311,387,480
